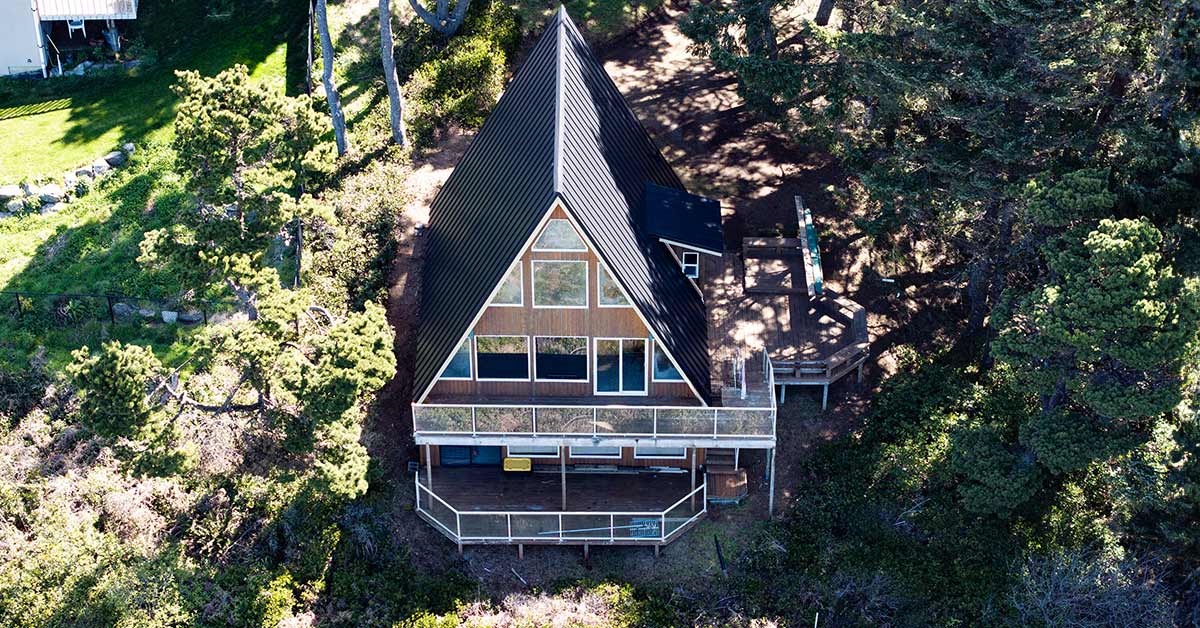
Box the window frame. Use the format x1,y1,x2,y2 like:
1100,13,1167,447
592,337,649,396
532,218,588,252
596,263,633,308
490,261,524,307
473,334,531,382
506,445,560,459
680,251,700,279
531,259,590,309
650,340,685,382
533,335,590,383
633,445,688,460
569,445,623,460
440,336,474,381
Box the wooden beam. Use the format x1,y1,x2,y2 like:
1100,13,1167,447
767,447,776,517
560,446,567,510
425,444,433,491
690,448,698,510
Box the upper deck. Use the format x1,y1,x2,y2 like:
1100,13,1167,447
36,0,138,20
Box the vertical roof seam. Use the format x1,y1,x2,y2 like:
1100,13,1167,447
553,8,565,193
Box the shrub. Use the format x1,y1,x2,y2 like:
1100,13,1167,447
406,35,506,145
67,340,161,439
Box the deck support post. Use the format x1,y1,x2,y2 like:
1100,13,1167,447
424,444,433,491
857,362,864,384
780,384,786,404
654,544,660,558
518,544,524,560
457,542,463,555
734,447,740,469
767,447,776,518
690,449,698,510
821,384,829,411
560,446,567,510
583,544,589,560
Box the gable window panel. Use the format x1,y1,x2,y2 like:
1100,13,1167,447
491,263,523,306
442,337,473,379
535,336,589,381
597,264,631,307
594,338,648,395
475,335,529,380
533,218,587,251
651,342,684,381
570,445,621,459
633,446,687,459
532,260,588,308
507,445,559,458
680,251,700,279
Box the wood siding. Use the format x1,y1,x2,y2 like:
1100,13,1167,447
429,206,698,404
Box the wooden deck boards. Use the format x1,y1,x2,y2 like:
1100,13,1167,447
422,466,694,512
707,250,853,373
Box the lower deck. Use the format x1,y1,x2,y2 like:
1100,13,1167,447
423,466,694,512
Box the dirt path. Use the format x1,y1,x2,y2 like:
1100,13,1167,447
373,3,959,597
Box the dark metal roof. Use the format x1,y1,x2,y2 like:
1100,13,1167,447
642,182,723,254
414,7,712,403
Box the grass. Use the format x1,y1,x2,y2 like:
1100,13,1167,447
0,0,307,181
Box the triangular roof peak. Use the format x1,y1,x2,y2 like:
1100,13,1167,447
414,8,713,403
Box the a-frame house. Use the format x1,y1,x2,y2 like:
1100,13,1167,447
411,7,780,550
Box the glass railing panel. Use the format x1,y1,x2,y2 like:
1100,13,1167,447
509,513,562,540
595,408,654,434
560,514,613,540
535,407,594,434
611,514,661,540
655,409,714,435
474,407,533,433
715,409,774,436
413,406,473,432
425,493,459,537
458,514,509,539
663,493,703,538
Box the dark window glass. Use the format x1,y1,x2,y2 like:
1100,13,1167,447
595,339,620,392
475,336,528,379
536,337,588,380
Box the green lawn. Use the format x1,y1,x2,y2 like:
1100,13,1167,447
0,0,307,180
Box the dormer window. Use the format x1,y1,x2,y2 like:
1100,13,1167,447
680,251,700,279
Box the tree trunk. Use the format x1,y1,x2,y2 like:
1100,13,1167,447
815,0,835,26
316,0,350,156
380,0,407,146
407,0,472,37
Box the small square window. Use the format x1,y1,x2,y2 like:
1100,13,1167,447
680,251,700,279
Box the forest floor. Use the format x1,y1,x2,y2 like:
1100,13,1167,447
372,1,965,601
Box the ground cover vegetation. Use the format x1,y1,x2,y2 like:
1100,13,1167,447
683,0,1200,624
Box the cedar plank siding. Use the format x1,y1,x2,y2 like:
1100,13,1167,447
426,205,697,403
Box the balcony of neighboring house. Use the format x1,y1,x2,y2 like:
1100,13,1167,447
413,464,707,548
36,0,138,74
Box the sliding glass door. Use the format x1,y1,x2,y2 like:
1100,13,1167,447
594,338,647,395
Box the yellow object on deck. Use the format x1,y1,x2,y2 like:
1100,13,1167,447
503,457,532,472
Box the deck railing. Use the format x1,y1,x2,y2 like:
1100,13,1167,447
415,473,707,544
413,403,775,440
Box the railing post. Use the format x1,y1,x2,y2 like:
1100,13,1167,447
456,511,462,539
653,408,658,437
507,513,512,542
610,514,615,542
471,407,477,435
660,513,666,542
532,407,537,436
712,409,718,437
558,514,564,542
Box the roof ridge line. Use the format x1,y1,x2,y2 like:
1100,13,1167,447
552,8,565,194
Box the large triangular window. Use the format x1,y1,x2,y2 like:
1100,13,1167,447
533,219,587,252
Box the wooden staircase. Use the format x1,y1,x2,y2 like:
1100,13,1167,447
705,448,748,502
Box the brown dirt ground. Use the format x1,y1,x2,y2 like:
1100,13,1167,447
369,3,966,601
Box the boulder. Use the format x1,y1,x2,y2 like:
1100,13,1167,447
122,142,135,154
178,310,205,324
74,166,95,179
103,151,127,167
20,182,35,195
91,158,110,176
112,302,134,318
138,307,156,318
63,171,78,189
40,202,66,215
6,199,23,213
38,183,65,204
0,184,22,201
161,310,178,324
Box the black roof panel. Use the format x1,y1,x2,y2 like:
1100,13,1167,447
643,182,723,253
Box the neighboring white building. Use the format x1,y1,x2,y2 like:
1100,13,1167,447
1,0,138,78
